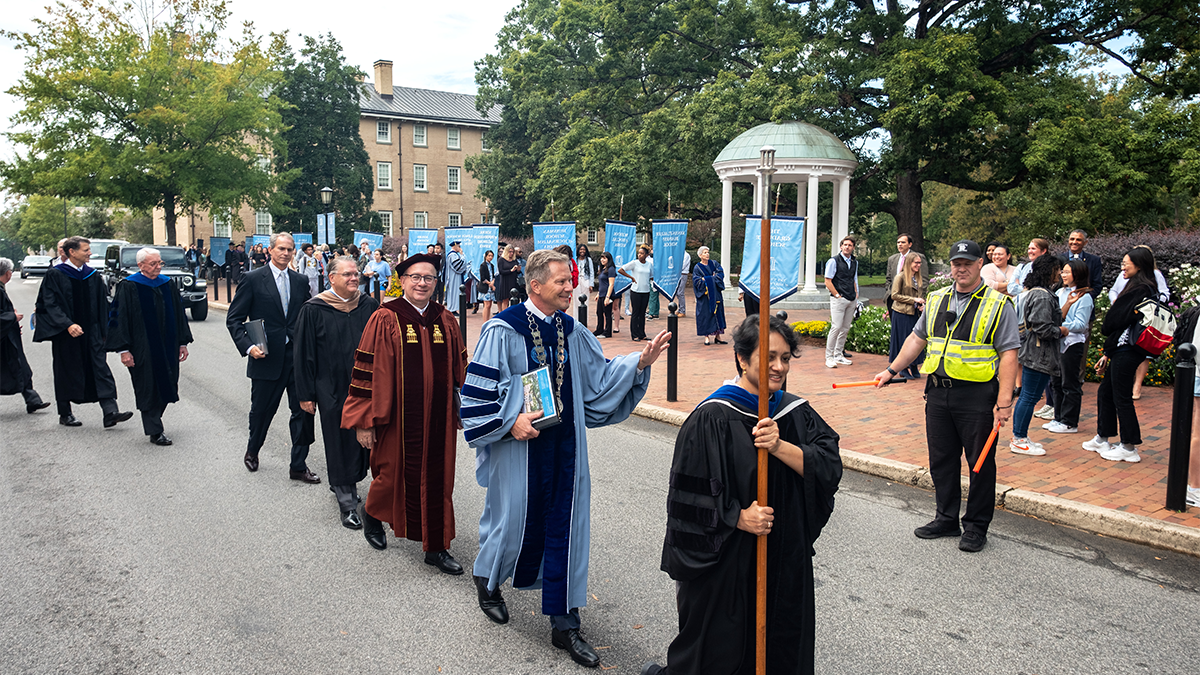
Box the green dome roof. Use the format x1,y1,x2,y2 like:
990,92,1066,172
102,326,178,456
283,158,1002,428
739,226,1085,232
714,122,857,163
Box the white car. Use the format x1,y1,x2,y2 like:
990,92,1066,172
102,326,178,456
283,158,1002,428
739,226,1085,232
19,255,53,279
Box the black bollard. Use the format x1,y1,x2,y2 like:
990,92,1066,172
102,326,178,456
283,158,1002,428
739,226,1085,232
667,302,679,402
776,310,789,391
226,269,232,301
1166,343,1196,511
578,294,588,329
459,284,468,339
374,276,381,303
213,268,219,302
510,288,521,308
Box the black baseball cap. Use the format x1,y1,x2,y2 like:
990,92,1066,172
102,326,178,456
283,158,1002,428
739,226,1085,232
948,240,982,261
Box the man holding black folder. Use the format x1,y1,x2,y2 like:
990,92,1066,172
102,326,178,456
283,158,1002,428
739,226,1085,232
226,232,317,482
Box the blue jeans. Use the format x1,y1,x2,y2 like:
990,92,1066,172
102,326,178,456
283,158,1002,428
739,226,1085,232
1012,367,1053,438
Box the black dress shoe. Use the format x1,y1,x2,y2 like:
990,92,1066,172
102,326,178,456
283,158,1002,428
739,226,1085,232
341,509,363,530
149,433,173,446
103,411,134,428
474,575,509,624
362,506,387,550
27,402,51,414
914,519,961,539
959,531,987,553
552,627,600,668
640,663,665,675
424,550,464,575
243,452,259,472
289,469,321,484
59,414,82,427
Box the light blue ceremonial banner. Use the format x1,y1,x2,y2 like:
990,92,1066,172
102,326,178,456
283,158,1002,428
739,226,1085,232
445,227,474,277
468,225,500,281
604,220,637,296
292,233,312,247
738,215,805,303
532,222,577,252
352,230,385,252
209,237,230,266
247,234,271,249
326,213,337,244
408,228,439,251
316,215,328,246
651,219,689,299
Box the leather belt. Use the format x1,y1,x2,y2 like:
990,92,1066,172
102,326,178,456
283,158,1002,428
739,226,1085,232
927,374,980,388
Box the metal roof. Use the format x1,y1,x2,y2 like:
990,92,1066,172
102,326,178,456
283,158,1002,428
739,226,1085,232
359,83,502,127
714,122,857,163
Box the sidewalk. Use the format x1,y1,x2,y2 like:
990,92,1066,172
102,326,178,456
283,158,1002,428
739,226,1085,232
209,295,1200,555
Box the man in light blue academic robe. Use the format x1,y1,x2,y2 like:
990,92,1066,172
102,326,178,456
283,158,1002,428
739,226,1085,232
445,241,467,314
462,249,671,669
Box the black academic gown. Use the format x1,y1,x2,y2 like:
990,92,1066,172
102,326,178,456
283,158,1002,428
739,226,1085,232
105,274,193,411
660,388,842,675
33,264,117,403
293,294,379,486
0,281,34,396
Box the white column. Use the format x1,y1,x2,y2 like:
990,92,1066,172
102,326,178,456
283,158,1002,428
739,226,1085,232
720,178,733,287
796,181,807,292
804,174,820,292
830,177,842,258
838,176,851,253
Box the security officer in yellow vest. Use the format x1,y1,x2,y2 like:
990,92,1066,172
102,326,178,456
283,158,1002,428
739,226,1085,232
874,240,1019,553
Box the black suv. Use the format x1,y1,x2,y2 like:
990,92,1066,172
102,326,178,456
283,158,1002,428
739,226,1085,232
104,245,209,321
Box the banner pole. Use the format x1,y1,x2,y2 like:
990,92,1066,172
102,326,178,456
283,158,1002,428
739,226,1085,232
755,145,776,675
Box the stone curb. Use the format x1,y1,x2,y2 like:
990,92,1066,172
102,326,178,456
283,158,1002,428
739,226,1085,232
632,403,1200,557
209,300,229,313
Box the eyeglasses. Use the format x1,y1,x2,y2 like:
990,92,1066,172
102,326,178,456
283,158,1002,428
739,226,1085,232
403,274,438,284
142,260,164,267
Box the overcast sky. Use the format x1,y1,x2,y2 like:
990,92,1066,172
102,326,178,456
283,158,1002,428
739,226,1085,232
0,0,522,203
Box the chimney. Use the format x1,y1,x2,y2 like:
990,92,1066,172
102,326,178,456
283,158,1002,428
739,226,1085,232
373,60,393,97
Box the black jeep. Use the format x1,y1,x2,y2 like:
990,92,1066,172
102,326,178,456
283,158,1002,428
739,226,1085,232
105,245,209,321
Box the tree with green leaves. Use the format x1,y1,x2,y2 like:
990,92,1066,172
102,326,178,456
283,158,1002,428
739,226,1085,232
473,0,1200,253
1,0,294,246
272,33,375,242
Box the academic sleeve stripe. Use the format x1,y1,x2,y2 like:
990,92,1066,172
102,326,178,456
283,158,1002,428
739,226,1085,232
464,418,504,443
352,367,373,381
348,384,372,399
667,500,719,528
461,383,499,402
669,470,724,497
466,361,500,381
461,402,501,419
665,528,723,553
355,349,374,364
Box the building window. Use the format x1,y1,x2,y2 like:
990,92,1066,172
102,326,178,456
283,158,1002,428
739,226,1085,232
377,162,392,190
637,231,649,245
447,166,461,193
481,131,490,152
447,127,461,150
378,211,393,236
449,213,462,227
413,124,427,147
212,211,231,238
376,121,391,143
255,210,272,235
587,227,598,245
414,212,428,228
413,164,427,191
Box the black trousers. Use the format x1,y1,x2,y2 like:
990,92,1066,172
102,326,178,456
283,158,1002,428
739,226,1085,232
1096,349,1142,445
629,291,649,339
247,345,312,472
925,378,998,535
595,297,612,336
1051,343,1085,427
141,401,167,435
58,398,117,417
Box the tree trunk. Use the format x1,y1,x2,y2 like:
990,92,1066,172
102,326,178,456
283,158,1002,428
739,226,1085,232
895,171,924,255
163,193,177,246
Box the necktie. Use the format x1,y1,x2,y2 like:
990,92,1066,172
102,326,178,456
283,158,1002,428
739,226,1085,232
277,269,290,316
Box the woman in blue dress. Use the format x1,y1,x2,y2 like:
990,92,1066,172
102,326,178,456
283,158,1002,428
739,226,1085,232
691,246,727,345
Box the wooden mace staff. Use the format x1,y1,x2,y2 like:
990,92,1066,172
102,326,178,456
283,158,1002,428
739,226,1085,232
755,145,777,675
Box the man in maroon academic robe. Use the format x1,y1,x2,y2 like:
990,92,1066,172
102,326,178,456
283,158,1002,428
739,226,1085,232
342,253,468,574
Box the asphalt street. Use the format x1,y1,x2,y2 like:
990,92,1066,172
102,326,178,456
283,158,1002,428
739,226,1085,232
1,277,1197,674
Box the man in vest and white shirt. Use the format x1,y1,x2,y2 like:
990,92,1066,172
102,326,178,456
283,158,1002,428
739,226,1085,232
824,237,859,369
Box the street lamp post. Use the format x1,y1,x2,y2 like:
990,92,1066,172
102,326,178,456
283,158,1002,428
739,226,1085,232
319,186,335,247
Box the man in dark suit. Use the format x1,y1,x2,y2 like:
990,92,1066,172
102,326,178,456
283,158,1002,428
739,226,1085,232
884,234,930,310
1061,229,1103,300
226,232,318,483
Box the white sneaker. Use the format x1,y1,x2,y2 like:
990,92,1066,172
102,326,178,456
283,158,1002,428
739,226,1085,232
1099,443,1141,463
825,358,838,369
1081,435,1110,453
1033,405,1055,420
1187,486,1200,508
1009,438,1046,456
1042,421,1078,434
835,355,853,366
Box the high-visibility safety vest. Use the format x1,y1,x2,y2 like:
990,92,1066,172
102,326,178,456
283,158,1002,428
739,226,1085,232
920,283,1008,382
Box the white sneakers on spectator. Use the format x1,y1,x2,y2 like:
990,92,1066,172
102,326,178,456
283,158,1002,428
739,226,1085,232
1033,405,1055,420
1187,486,1200,508
1081,435,1110,453
1042,421,1078,434
1009,438,1046,456
835,355,853,366
825,358,838,368
1099,442,1141,463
